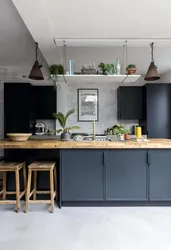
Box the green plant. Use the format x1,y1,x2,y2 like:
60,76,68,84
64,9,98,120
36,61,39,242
126,64,136,69
115,125,130,136
49,64,65,88
98,63,112,75
53,109,80,133
49,64,65,75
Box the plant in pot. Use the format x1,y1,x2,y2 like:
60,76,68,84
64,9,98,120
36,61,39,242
49,64,65,87
126,64,136,75
115,125,130,141
53,109,80,141
98,63,112,75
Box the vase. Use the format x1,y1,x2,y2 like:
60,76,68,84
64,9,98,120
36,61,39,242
61,132,71,141
115,58,121,75
117,135,124,141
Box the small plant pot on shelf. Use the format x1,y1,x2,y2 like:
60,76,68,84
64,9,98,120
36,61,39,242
61,132,72,141
124,134,130,140
127,68,136,75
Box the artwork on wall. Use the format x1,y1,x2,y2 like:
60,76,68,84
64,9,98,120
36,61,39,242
78,89,99,122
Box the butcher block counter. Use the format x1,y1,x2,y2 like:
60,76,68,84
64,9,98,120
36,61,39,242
1,138,171,148
3,138,171,207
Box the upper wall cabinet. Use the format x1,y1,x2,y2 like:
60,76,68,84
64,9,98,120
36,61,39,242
143,84,171,138
34,86,57,119
4,83,35,135
117,86,143,120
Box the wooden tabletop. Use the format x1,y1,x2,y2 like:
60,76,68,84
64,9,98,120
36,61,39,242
0,139,171,149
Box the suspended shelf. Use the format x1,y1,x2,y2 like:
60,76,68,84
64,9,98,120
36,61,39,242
58,74,141,83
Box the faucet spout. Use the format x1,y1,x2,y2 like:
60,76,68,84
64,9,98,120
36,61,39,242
93,121,96,141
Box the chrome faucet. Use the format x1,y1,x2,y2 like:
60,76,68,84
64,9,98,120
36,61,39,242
93,121,96,141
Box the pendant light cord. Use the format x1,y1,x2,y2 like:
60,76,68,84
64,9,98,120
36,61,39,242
151,42,154,62
35,42,38,61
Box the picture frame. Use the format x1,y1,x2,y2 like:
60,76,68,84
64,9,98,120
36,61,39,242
78,89,99,122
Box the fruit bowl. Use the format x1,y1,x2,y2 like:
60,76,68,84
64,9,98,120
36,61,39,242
7,133,32,141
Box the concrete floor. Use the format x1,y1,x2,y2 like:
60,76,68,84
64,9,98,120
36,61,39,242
0,203,171,250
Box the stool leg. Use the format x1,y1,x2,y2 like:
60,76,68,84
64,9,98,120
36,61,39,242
50,169,54,213
54,165,57,201
15,169,20,213
2,172,6,200
23,164,27,200
25,169,32,213
33,171,37,200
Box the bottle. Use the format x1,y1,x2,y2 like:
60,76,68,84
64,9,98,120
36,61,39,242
136,126,142,138
115,58,121,75
69,60,75,75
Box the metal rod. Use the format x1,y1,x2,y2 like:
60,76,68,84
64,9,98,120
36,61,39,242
151,42,154,62
35,42,38,61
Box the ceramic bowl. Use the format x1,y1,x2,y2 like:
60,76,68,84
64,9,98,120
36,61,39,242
7,133,32,141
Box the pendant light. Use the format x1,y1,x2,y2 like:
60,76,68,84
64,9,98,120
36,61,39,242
144,42,160,81
28,42,44,80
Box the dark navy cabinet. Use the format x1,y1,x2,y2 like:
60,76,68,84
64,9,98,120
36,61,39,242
105,150,147,200
61,150,104,201
4,83,35,136
149,150,171,200
117,87,143,120
34,86,56,119
140,84,171,138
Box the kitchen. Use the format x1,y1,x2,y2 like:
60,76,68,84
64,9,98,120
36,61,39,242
1,0,171,249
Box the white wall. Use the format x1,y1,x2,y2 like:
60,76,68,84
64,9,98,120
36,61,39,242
0,0,48,156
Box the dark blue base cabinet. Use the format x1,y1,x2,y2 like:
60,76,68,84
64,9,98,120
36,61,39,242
60,149,171,206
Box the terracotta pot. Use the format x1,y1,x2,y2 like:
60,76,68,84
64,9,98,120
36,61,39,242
127,68,136,75
124,134,130,140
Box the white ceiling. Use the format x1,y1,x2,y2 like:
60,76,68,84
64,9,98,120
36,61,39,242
8,0,171,76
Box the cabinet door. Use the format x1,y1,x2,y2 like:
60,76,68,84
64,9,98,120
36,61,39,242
146,84,171,138
106,150,147,200
149,150,171,200
61,150,104,201
34,86,56,119
4,83,32,135
117,87,143,120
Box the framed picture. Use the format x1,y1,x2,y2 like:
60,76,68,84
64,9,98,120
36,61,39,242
78,89,99,122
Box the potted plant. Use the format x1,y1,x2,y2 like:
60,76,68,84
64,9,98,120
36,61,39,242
53,109,80,141
115,125,130,140
98,63,112,75
49,64,65,87
126,64,136,75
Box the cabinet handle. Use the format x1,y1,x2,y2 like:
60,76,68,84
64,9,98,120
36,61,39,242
147,151,150,165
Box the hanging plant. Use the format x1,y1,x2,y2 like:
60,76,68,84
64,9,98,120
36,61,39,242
49,64,65,88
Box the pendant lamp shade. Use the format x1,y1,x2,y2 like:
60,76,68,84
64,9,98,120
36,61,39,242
28,42,44,80
144,43,160,81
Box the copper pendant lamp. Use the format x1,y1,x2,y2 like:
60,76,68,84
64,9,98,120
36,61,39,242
144,42,160,81
28,42,44,80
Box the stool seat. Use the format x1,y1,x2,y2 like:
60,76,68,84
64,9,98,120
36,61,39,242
0,162,24,171
28,161,55,170
25,161,57,213
0,161,27,212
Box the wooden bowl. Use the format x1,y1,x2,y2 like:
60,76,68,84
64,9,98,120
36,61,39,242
7,133,32,141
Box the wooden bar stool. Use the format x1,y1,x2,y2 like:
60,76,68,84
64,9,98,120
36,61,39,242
25,162,57,213
0,162,27,212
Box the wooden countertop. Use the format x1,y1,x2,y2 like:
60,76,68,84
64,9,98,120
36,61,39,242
0,139,171,149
